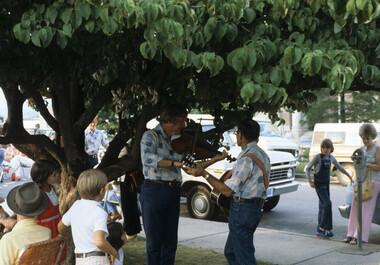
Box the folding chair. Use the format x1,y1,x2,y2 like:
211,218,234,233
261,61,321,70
15,237,65,265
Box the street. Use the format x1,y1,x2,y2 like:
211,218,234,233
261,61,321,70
180,180,380,244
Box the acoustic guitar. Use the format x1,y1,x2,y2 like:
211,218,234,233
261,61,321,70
210,153,268,211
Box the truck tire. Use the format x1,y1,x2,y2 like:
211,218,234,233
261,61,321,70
187,185,220,220
263,195,280,212
337,163,356,186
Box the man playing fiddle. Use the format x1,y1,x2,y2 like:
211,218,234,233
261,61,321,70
188,119,270,265
140,104,226,265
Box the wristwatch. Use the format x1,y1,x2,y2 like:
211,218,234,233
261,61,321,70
171,160,175,167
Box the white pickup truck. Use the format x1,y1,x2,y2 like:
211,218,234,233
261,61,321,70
176,114,299,220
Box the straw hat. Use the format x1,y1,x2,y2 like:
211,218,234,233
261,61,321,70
7,182,49,217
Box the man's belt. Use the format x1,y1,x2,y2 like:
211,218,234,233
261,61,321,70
233,196,264,206
75,251,105,258
145,179,181,188
88,154,98,158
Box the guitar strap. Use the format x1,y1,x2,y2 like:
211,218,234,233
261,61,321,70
222,153,268,190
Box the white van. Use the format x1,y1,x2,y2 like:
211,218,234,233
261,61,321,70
309,123,380,185
147,114,299,220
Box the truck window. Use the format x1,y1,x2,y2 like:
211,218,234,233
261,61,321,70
325,132,345,144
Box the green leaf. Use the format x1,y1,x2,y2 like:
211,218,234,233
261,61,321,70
284,46,302,65
356,0,366,10
81,3,92,20
246,50,257,71
46,5,58,23
226,23,238,42
85,20,95,33
346,0,357,15
231,48,247,74
265,83,276,99
251,84,262,103
140,42,157,60
214,22,227,41
302,50,323,76
240,82,254,104
61,8,73,24
281,68,292,84
270,67,282,86
57,30,68,49
13,23,22,41
204,17,217,42
31,30,41,47
243,8,256,23
173,48,187,68
100,7,109,23
62,24,72,37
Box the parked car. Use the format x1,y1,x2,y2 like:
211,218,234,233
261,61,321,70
147,114,299,220
309,123,380,186
339,182,380,225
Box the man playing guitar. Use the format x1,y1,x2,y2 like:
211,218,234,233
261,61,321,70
188,119,270,265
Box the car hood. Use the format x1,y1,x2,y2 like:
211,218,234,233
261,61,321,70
208,145,296,171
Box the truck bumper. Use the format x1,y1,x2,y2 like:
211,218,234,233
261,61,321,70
266,181,299,197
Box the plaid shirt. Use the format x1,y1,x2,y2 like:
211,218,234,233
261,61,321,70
140,124,182,181
224,141,271,199
84,128,109,156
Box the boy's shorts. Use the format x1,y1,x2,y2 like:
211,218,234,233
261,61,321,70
76,256,110,265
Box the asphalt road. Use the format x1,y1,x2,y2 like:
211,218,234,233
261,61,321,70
180,179,380,244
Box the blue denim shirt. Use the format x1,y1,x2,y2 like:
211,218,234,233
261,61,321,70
224,141,270,199
140,124,182,181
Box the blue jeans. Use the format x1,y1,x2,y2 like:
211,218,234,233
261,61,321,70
315,182,332,231
140,180,181,265
88,155,98,168
99,191,120,212
224,200,262,265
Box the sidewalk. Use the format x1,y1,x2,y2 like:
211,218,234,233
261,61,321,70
140,216,380,265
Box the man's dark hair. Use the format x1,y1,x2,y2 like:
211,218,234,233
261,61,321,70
158,104,188,123
107,222,124,250
237,119,260,142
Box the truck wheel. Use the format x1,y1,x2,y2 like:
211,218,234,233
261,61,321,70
263,195,280,212
187,185,220,220
337,163,356,186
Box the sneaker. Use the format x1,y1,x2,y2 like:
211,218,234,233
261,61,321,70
316,231,328,238
316,230,334,238
326,230,334,237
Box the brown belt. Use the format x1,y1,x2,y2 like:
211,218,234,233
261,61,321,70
145,179,181,188
75,251,105,258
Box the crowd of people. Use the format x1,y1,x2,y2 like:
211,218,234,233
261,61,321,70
0,105,379,265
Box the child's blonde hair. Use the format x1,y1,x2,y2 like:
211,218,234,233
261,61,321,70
77,169,107,200
321,138,334,153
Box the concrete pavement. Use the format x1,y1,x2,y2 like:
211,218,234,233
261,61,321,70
139,217,380,265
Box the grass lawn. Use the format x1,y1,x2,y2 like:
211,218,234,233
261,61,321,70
123,236,274,265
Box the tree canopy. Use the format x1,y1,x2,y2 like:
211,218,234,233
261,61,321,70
0,0,379,199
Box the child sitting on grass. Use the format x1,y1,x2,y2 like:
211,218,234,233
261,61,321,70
306,138,353,238
58,169,119,264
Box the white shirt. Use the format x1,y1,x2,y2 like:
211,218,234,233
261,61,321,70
62,199,108,253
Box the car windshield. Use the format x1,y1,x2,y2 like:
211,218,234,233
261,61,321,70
201,121,281,147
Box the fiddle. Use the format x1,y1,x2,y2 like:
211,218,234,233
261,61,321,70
171,132,236,162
